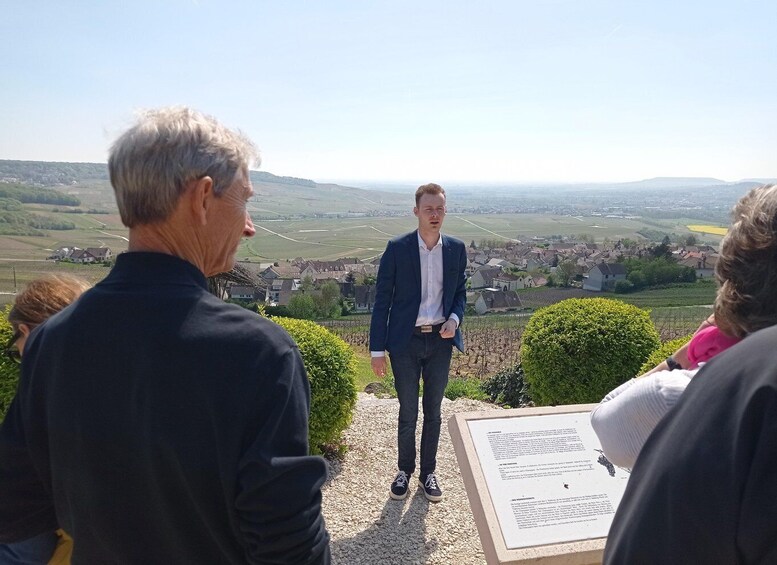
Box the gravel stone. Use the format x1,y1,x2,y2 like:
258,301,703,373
322,392,502,564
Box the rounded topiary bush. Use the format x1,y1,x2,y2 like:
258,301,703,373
0,306,20,422
272,316,357,455
520,298,660,405
638,334,693,375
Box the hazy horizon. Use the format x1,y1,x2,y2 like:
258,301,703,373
2,158,776,190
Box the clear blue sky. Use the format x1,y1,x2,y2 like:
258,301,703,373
2,0,775,183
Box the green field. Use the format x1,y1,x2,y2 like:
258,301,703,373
236,212,694,262
0,261,111,305
1,211,697,268
612,282,716,308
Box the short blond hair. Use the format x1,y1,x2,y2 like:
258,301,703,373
414,183,446,207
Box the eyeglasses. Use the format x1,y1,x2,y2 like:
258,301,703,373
4,331,21,364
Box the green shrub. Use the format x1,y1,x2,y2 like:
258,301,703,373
481,363,532,407
614,280,634,294
638,334,694,375
520,298,660,405
272,317,357,455
444,377,487,401
0,306,19,422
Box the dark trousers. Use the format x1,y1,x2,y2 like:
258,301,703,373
389,333,453,477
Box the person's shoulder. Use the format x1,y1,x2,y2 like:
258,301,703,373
443,234,465,248
697,325,777,384
388,230,417,245
681,325,777,411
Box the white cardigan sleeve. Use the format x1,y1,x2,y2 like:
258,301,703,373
590,369,697,469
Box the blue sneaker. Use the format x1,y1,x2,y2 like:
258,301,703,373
390,471,410,500
420,473,443,502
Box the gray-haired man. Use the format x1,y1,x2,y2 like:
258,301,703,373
0,107,331,564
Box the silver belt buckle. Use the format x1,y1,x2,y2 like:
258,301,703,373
420,325,433,333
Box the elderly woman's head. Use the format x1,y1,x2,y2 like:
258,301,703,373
714,184,777,338
6,274,91,357
108,107,259,228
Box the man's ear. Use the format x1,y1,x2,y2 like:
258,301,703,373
18,323,30,338
189,176,214,226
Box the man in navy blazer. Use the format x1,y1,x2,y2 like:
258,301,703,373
369,183,467,502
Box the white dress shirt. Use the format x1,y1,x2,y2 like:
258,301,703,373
415,231,446,327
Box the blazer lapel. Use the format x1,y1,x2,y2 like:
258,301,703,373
410,230,421,295
441,235,451,304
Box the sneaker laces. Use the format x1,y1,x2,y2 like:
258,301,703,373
424,473,439,491
394,471,408,488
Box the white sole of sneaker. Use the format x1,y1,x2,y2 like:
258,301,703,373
389,490,408,501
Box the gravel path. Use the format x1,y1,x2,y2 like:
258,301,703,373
322,393,502,565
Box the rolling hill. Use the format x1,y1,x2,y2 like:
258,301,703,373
0,160,411,218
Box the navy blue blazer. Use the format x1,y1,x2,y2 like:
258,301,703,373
369,230,467,354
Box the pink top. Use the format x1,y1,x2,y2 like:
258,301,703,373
687,325,741,368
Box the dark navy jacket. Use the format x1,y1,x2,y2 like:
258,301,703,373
369,230,467,354
0,252,330,564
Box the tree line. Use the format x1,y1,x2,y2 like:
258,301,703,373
0,183,81,206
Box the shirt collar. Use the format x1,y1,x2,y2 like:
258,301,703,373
103,251,208,290
417,231,443,251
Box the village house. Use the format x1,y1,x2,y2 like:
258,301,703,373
492,272,521,291
582,262,628,292
227,285,263,302
486,258,517,270
474,289,523,315
51,246,112,263
69,249,97,264
469,266,503,290
298,260,348,278
260,262,301,282
353,285,377,313
464,258,478,277
521,249,549,271
469,251,489,265
86,247,112,262
67,247,111,264
678,252,717,279
49,246,80,260
492,272,536,291
307,271,348,283
266,278,299,306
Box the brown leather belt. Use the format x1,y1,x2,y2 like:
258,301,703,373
414,323,444,335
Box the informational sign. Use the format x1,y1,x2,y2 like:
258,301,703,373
467,412,629,549
449,405,631,565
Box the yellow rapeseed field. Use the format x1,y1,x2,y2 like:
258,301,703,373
687,224,728,236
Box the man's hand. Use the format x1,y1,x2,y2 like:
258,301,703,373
371,356,387,378
439,319,457,339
